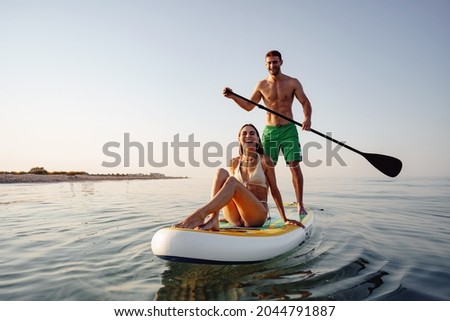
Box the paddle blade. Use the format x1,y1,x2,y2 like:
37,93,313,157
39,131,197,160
362,153,403,177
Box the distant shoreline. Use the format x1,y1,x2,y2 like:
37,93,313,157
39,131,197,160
0,173,188,184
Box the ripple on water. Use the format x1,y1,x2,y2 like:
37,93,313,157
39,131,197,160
1,177,449,300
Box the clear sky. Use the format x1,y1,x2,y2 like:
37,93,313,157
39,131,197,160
1,0,449,179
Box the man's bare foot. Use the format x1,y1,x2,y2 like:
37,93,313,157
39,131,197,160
195,214,220,231
173,211,206,229
299,205,308,216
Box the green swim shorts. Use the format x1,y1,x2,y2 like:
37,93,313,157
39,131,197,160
262,123,302,164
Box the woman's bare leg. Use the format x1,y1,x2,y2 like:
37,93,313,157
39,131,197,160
195,169,230,231
173,169,227,229
225,183,267,227
174,174,267,229
211,168,229,198
195,213,220,231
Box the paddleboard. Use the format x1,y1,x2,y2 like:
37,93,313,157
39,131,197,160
151,207,313,264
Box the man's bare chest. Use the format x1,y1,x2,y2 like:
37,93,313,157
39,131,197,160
261,84,295,104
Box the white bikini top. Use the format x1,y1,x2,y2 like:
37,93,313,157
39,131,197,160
234,154,267,188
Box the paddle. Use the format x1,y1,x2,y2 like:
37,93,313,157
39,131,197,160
226,90,403,178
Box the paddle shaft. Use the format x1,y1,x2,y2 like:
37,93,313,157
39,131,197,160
229,91,363,156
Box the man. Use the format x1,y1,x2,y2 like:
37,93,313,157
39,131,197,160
223,50,312,215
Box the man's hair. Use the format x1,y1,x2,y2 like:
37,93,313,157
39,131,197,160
265,50,282,60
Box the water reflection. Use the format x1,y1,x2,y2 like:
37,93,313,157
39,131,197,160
154,257,316,301
154,251,394,301
155,263,244,300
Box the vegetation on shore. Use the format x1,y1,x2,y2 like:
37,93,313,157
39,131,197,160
1,167,89,176
0,167,187,183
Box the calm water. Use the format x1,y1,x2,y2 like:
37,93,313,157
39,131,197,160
0,176,449,301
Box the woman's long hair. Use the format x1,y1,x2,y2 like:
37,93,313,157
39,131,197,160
238,123,265,155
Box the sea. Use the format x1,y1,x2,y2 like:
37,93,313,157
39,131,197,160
0,176,449,302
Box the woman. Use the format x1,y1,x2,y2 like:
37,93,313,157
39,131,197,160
174,124,303,230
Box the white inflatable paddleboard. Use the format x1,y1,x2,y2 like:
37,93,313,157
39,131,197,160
151,207,313,264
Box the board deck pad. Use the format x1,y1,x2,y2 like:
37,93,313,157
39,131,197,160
219,213,308,230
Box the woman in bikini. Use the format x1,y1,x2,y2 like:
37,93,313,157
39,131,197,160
173,124,303,231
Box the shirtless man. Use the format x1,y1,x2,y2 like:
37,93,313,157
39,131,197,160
224,50,312,215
